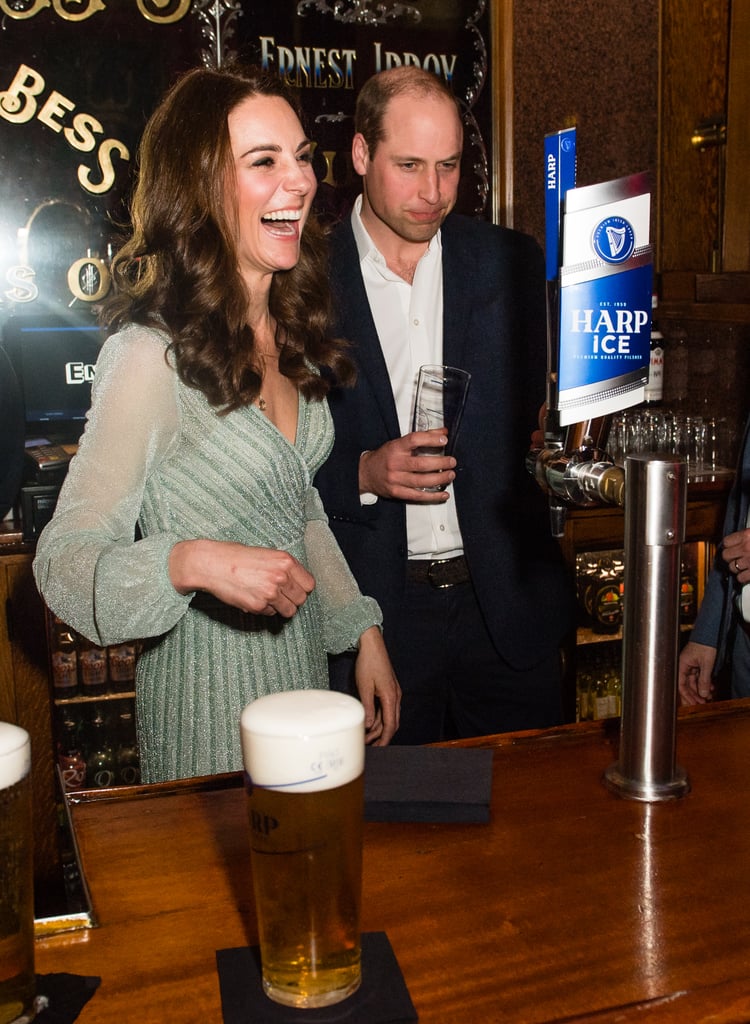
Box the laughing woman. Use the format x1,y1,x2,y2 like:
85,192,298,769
33,63,400,783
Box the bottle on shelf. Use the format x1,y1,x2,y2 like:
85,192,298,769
680,560,698,623
575,662,591,722
610,668,622,717
590,664,615,721
78,638,109,698
576,649,600,721
108,642,137,694
575,554,599,627
86,707,117,789
44,609,142,790
585,554,623,635
50,618,79,700
643,291,664,407
576,645,622,722
115,707,141,786
57,709,87,793
577,551,624,634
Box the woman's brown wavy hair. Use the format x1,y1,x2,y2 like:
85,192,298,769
101,62,353,412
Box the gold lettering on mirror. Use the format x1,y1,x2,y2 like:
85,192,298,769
51,0,107,21
0,0,190,22
67,256,111,303
0,64,131,197
0,0,50,19
136,0,191,24
0,0,105,20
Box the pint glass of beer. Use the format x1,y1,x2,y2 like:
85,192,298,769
240,690,365,1008
0,723,36,1024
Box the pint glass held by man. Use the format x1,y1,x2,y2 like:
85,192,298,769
411,364,471,490
0,723,36,1024
240,690,365,1009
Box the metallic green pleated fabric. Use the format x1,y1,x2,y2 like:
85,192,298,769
34,325,380,782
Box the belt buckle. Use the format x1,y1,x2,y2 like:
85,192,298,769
427,557,453,589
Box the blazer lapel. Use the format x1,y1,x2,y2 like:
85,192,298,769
441,222,474,370
737,416,750,530
332,220,401,438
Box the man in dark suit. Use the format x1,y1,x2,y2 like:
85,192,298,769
679,414,750,704
314,66,576,744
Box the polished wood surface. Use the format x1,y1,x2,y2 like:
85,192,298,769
35,700,750,1023
1,550,60,897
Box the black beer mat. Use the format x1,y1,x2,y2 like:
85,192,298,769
34,973,101,1023
364,745,493,823
216,932,417,1023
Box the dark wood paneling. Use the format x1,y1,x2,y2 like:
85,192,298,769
724,1,750,270
658,0,730,273
3,554,61,900
511,0,658,244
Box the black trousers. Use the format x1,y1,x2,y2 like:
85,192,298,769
330,576,564,745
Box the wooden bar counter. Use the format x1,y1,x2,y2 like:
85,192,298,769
35,700,750,1023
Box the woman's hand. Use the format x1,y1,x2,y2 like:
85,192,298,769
354,626,401,745
168,539,315,617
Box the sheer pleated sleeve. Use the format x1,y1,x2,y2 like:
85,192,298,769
33,325,193,646
303,486,382,654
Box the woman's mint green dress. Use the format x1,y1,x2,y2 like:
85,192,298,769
33,325,381,783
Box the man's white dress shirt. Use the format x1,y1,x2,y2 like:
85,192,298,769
350,197,464,560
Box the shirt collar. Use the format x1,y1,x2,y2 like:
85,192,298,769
349,194,442,270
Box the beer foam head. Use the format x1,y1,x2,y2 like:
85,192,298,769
240,690,364,793
0,722,31,789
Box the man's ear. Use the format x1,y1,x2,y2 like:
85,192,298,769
351,133,369,176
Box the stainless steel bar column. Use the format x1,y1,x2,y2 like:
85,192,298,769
604,453,690,801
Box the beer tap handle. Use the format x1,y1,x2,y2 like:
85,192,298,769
549,496,567,538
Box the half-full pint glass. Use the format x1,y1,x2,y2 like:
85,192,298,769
0,723,35,1024
240,690,365,1009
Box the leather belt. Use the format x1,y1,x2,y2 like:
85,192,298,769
406,555,470,589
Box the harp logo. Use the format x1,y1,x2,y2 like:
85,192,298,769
592,216,635,264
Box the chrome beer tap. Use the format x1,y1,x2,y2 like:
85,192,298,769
528,413,690,803
527,414,625,538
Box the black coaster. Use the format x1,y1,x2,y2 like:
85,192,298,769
34,973,101,1023
364,746,493,823
216,932,417,1023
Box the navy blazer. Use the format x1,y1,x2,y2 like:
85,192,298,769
315,212,576,671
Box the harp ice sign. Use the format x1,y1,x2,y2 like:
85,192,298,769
556,172,653,426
